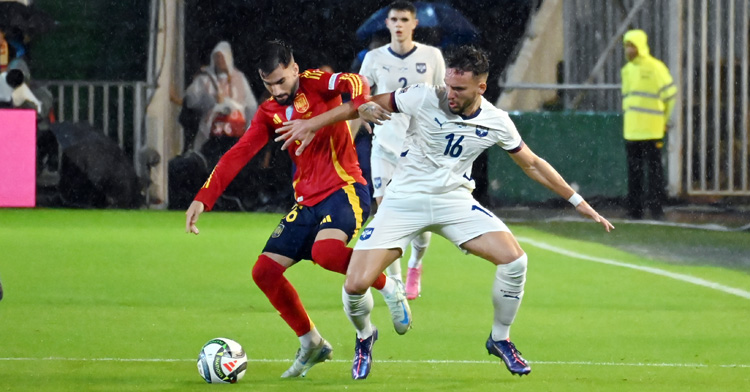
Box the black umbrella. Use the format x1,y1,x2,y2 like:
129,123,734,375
50,122,140,208
0,2,57,36
356,2,479,47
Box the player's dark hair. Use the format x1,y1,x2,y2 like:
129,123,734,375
258,40,294,76
445,46,490,78
389,1,417,16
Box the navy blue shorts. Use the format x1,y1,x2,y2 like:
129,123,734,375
262,182,371,262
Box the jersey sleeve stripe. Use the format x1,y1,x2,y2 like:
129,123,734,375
507,140,525,154
390,92,400,113
349,74,363,97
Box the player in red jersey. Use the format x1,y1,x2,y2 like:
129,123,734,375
184,40,411,378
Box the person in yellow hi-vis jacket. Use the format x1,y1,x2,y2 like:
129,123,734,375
621,29,677,220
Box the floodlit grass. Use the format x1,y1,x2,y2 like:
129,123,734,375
1,208,749,391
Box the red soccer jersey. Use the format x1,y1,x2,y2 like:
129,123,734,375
195,69,369,211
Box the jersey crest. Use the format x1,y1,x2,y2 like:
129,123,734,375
416,63,427,74
360,227,374,240
294,93,310,113
475,126,489,137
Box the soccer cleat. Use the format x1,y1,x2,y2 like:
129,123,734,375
486,335,531,376
383,280,412,334
281,338,334,378
351,328,378,379
405,265,422,300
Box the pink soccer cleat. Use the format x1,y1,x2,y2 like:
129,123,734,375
405,265,422,300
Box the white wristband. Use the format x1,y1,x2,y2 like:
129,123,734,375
568,192,584,207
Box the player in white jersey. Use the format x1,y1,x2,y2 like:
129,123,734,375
358,0,446,300
342,46,615,379
272,45,614,380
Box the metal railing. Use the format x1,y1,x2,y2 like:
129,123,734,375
501,0,750,197
683,0,750,196
40,80,149,172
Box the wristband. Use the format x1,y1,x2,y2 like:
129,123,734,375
568,192,584,207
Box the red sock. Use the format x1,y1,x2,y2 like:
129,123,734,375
251,254,311,337
311,239,387,290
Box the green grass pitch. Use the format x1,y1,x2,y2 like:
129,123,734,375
1,208,749,391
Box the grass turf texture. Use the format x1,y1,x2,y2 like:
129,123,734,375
1,208,749,391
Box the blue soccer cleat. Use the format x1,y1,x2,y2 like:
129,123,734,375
351,328,378,380
486,335,531,376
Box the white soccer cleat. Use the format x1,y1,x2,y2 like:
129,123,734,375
382,280,412,334
281,338,333,378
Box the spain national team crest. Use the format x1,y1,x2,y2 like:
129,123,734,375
360,227,374,240
294,93,310,113
272,222,285,238
416,63,427,74
476,126,489,137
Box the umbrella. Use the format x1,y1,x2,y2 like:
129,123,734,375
0,2,57,36
50,122,141,208
356,2,478,47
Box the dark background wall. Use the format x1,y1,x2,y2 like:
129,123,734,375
32,0,150,80
29,0,533,103
185,0,533,103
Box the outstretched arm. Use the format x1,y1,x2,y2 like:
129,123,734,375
275,101,361,153
509,144,614,232
275,92,392,155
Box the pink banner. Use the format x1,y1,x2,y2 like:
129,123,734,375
0,109,36,207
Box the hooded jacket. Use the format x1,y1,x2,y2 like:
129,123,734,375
621,30,677,141
184,41,258,151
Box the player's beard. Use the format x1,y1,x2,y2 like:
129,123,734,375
448,100,466,115
274,79,299,106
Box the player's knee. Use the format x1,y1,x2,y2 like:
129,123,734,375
413,231,432,249
252,255,284,287
344,277,369,295
311,238,345,263
311,239,351,274
497,253,527,286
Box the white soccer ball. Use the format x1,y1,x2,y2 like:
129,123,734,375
197,337,248,384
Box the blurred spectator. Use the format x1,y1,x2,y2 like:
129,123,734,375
169,41,259,210
0,68,40,111
621,30,677,220
0,28,8,72
182,41,257,154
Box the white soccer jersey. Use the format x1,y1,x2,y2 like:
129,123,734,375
359,43,445,156
387,83,523,195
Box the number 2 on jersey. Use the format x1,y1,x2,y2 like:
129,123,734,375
399,77,407,88
444,133,464,157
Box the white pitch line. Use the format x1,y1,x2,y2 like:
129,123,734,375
516,236,750,300
1,357,748,368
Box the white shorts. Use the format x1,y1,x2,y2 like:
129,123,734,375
354,189,510,253
370,143,399,198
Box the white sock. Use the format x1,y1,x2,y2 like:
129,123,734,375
385,258,402,282
299,327,322,348
378,276,397,297
408,232,431,269
342,286,375,339
491,254,527,341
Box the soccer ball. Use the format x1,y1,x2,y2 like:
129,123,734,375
197,338,248,383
